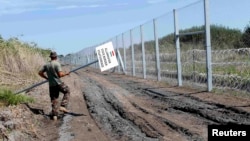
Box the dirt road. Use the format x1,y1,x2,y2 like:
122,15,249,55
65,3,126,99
77,68,250,141
2,67,250,141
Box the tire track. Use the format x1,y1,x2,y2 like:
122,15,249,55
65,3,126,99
77,69,250,141
102,74,250,125
80,71,201,141
130,102,204,141
79,73,160,141
143,88,250,125
93,71,250,139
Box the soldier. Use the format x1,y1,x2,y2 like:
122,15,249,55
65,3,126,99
38,51,70,120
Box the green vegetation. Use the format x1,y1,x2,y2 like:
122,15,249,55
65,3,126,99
0,35,50,91
122,23,250,92
158,24,248,50
0,88,34,106
241,22,250,47
128,24,250,55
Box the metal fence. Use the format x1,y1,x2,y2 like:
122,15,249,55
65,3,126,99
61,0,250,94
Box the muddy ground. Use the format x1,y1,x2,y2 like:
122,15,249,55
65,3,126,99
1,67,250,141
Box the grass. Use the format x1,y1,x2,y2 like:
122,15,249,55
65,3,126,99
0,88,35,106
211,87,250,99
0,37,50,91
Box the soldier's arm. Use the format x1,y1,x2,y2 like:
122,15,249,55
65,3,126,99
56,62,70,78
58,71,70,78
38,71,48,80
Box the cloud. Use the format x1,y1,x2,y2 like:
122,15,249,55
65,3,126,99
0,0,48,15
113,3,128,6
82,4,107,8
0,7,44,15
147,0,166,4
55,5,79,10
0,0,126,15
55,4,107,10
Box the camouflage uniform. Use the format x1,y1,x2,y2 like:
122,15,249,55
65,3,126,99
39,60,70,117
49,82,70,116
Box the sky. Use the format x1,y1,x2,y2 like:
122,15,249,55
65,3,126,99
0,0,249,56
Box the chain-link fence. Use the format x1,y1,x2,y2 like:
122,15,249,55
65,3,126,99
209,0,250,93
61,0,250,94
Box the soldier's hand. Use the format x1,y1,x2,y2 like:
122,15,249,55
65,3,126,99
66,72,70,76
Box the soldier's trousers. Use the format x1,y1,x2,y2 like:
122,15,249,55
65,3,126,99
49,82,70,116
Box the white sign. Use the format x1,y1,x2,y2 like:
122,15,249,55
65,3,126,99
96,42,119,72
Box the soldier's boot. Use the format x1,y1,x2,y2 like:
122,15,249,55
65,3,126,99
53,116,58,121
51,99,59,121
59,106,70,113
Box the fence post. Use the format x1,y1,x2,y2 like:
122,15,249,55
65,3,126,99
122,33,126,71
116,36,121,72
204,0,212,92
153,19,161,81
140,25,146,79
130,29,135,76
174,9,183,86
87,55,89,64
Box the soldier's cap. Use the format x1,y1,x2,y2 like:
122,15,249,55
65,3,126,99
49,51,57,58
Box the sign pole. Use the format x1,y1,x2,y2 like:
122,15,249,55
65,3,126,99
15,41,118,94
15,60,98,94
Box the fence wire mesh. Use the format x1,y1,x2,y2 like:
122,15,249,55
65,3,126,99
61,0,250,94
209,0,250,93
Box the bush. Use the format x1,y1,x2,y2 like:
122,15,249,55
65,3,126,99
241,23,250,47
0,88,35,106
0,36,50,91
